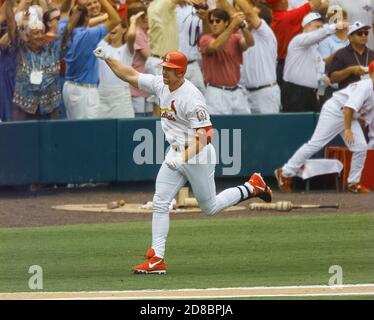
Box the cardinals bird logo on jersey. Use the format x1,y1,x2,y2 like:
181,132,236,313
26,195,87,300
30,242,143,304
160,100,177,121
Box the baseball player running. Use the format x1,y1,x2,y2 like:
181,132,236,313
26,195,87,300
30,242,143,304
93,48,272,274
275,61,374,194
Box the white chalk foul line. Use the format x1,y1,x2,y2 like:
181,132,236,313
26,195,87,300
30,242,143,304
1,284,374,300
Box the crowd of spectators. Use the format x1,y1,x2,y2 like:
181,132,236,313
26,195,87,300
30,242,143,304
0,0,373,147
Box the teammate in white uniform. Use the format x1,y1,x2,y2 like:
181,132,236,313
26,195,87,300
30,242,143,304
93,49,273,274
274,61,374,193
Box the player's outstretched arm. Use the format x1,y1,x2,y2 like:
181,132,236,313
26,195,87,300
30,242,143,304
93,47,140,87
105,57,140,88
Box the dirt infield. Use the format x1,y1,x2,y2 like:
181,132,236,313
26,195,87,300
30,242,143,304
1,284,374,300
0,180,373,228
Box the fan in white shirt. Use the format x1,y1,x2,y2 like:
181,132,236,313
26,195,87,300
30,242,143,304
175,4,206,93
96,13,143,118
282,12,347,112
236,0,281,114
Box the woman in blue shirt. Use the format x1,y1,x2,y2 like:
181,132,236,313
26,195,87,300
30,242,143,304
62,0,121,119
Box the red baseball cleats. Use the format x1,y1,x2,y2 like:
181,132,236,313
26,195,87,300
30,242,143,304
132,248,167,275
348,183,371,193
274,168,292,193
248,172,272,203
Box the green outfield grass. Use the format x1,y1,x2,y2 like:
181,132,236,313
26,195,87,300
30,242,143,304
0,212,374,293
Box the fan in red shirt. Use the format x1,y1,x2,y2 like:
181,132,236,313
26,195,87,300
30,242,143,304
266,0,324,85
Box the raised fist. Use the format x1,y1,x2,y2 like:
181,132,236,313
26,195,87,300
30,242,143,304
93,47,109,60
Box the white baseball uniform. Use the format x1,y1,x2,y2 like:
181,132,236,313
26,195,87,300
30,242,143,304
137,74,256,258
282,78,374,184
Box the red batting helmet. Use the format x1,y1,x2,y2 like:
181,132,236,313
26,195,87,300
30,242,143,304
160,51,188,75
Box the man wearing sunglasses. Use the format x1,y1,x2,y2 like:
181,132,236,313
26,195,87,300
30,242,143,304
199,8,254,114
329,21,374,90
329,21,374,150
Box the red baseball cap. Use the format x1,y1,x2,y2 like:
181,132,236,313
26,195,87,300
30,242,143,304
160,51,188,74
369,60,374,72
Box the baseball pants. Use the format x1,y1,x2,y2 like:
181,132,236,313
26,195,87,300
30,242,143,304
282,101,367,184
152,144,254,258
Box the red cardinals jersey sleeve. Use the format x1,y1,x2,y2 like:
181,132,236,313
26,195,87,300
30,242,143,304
138,74,164,96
